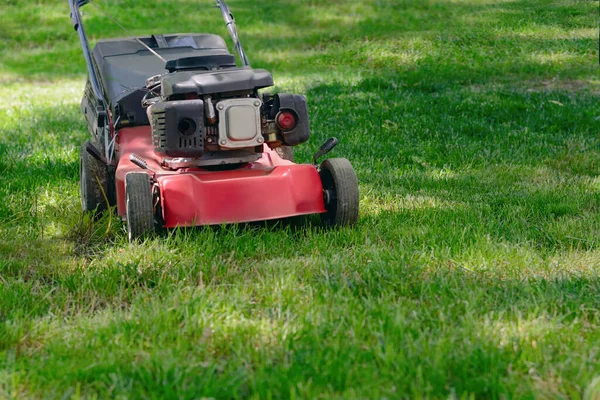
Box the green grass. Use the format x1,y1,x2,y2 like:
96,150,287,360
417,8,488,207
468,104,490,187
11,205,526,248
1,0,600,398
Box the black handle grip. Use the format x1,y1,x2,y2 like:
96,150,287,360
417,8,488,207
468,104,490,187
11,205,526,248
313,137,339,165
319,137,338,153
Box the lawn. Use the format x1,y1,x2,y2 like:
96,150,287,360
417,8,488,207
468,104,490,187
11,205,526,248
1,0,599,398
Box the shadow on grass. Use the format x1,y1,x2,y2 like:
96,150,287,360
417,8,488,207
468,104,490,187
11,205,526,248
2,72,599,276
1,1,599,396
0,0,595,84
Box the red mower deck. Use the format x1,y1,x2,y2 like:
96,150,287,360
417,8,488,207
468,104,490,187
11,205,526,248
115,126,326,227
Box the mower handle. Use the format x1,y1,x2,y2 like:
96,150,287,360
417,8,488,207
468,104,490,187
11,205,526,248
216,0,250,67
69,0,113,164
69,0,106,107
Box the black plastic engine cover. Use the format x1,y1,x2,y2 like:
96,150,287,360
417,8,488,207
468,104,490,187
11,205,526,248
165,54,237,72
161,68,274,97
150,99,205,157
271,94,310,146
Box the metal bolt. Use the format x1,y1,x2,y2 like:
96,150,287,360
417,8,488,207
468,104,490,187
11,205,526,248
217,104,224,110
220,140,227,145
257,137,264,143
254,101,261,107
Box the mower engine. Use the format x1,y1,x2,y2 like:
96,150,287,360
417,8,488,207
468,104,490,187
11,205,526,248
148,63,310,168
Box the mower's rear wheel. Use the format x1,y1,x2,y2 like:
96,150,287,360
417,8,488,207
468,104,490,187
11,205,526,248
125,173,155,242
319,158,359,226
275,146,294,162
80,142,109,213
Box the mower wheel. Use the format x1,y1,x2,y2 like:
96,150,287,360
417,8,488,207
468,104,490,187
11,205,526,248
275,146,294,162
125,172,155,242
80,142,109,213
319,158,359,226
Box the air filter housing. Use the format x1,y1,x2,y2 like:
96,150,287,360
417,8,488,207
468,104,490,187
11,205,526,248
150,99,205,157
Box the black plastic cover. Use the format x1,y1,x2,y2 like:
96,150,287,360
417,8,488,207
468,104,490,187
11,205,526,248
272,94,310,146
161,68,274,97
150,99,205,158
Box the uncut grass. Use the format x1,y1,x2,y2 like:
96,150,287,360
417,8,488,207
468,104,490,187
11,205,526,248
1,0,600,398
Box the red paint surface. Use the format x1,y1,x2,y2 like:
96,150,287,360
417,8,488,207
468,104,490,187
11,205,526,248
115,126,326,227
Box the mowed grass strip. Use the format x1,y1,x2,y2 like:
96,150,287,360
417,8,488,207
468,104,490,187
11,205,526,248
1,0,600,398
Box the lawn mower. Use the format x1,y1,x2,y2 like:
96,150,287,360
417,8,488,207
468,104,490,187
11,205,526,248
69,0,359,242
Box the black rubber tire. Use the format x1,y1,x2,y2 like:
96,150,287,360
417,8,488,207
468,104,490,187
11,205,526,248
275,146,294,162
80,142,109,213
319,158,359,226
125,173,155,242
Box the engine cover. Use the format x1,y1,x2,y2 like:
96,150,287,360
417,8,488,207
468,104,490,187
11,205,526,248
150,99,205,158
216,98,264,149
161,68,274,97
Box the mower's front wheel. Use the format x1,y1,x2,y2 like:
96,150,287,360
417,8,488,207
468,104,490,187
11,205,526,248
125,173,155,242
80,142,109,213
319,158,359,226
